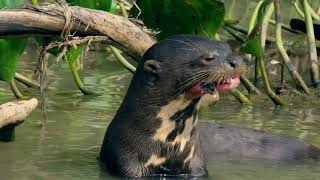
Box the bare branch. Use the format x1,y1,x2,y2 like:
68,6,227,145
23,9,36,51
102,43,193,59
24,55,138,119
0,4,156,59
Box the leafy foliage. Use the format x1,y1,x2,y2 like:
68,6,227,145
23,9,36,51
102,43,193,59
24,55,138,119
0,0,25,7
0,0,28,81
0,39,28,81
256,0,272,24
242,0,272,58
241,35,263,57
65,45,85,63
130,0,225,39
66,0,117,13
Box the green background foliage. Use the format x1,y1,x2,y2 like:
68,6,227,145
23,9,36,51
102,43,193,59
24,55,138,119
0,0,28,81
131,0,225,39
242,35,263,57
0,0,25,7
66,0,117,13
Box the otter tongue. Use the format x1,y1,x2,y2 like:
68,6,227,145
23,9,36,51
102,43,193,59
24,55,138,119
216,78,240,92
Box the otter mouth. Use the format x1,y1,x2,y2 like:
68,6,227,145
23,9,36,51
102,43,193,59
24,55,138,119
188,77,241,96
177,66,246,99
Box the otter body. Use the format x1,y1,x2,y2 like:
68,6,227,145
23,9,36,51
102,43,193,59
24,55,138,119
100,35,320,178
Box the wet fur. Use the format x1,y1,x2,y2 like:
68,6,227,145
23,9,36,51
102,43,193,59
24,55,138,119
99,35,320,178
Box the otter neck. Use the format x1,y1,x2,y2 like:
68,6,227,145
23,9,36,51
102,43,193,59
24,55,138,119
151,94,200,149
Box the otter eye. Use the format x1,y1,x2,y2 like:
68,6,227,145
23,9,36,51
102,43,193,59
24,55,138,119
204,56,216,62
201,54,217,65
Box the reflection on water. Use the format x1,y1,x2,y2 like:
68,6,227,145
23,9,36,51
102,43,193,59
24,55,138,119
0,48,319,180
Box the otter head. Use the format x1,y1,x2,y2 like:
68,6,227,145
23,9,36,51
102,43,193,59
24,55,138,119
138,34,245,108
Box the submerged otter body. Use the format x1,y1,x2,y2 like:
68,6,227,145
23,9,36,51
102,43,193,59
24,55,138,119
100,35,320,177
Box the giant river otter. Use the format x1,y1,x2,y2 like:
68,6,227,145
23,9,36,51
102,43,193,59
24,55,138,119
100,35,320,178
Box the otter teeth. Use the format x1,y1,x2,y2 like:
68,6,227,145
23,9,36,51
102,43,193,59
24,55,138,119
214,88,218,94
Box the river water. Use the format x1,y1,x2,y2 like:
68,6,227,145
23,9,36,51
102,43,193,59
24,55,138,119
0,45,320,180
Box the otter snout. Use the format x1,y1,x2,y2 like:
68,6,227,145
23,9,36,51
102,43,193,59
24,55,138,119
227,54,243,69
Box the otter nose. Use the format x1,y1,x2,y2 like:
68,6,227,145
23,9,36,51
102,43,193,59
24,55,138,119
228,55,243,68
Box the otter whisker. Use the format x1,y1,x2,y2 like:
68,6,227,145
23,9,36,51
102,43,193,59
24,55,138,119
184,37,205,52
175,76,209,94
217,77,223,86
207,74,219,83
178,75,208,87
182,72,210,83
176,78,206,92
182,72,209,84
166,39,201,52
175,48,199,52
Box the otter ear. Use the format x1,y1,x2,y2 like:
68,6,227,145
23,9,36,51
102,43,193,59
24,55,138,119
143,60,161,74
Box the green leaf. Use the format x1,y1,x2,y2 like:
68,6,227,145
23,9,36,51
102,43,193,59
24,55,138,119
130,0,225,39
66,0,117,13
241,35,263,57
256,0,272,25
0,0,28,82
65,45,85,63
0,39,28,81
0,0,25,8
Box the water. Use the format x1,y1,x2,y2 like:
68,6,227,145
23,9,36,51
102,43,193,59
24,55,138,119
0,46,320,180
1,0,320,178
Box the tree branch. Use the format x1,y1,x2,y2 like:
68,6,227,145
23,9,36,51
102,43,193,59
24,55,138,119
0,4,156,60
0,98,38,128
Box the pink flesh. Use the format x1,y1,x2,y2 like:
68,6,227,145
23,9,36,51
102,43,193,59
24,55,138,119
216,78,240,91
190,84,205,95
189,77,240,95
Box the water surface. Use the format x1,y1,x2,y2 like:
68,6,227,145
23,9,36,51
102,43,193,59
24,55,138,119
0,49,320,180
